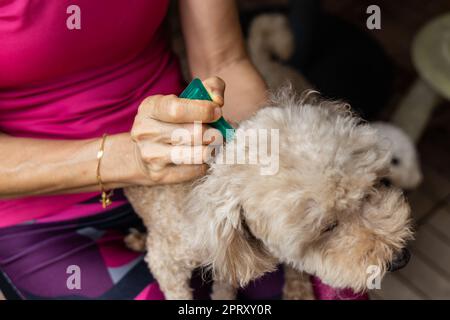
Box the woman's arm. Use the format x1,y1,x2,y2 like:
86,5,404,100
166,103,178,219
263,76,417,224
0,78,225,199
179,0,268,122
0,132,137,198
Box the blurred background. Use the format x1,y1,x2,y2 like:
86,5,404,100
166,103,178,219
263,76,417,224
233,0,450,299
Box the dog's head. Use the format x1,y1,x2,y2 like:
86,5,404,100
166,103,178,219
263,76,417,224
187,90,413,292
372,122,423,190
248,13,295,61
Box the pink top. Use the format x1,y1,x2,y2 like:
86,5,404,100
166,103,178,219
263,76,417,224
0,0,184,227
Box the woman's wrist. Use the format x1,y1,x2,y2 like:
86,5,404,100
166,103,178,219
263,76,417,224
0,132,145,199
100,132,145,187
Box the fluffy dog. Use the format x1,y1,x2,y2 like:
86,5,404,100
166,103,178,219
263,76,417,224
124,90,413,299
372,122,422,190
248,13,311,93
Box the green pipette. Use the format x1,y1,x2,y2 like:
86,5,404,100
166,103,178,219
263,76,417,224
179,78,235,140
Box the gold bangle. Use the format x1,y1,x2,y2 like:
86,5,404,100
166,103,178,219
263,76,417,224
96,133,113,208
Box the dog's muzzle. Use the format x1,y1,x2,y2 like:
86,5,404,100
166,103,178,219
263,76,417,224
387,248,410,272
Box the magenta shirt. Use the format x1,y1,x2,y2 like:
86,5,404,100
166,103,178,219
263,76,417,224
0,0,185,227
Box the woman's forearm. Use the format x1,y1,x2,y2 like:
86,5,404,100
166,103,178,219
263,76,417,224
190,56,268,123
213,58,268,122
180,0,268,123
0,133,139,198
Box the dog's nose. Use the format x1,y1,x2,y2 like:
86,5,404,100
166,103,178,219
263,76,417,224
387,248,411,272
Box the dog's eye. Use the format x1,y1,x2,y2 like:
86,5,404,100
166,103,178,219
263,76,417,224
380,178,392,187
322,221,339,233
391,157,400,166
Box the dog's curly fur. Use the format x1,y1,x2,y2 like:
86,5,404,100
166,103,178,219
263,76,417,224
124,90,413,299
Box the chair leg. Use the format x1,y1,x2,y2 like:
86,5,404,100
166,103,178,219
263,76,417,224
391,78,441,142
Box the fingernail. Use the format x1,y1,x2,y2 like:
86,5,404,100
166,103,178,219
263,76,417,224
210,89,221,98
211,91,224,105
214,108,222,119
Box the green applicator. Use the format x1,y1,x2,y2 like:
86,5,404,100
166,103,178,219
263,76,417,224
179,78,235,140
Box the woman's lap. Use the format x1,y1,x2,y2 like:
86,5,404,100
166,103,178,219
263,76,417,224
0,202,284,300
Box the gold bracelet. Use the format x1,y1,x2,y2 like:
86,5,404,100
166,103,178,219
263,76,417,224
96,133,113,208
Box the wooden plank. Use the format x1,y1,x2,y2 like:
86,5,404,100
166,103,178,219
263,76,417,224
419,165,450,200
407,188,437,222
397,253,450,299
368,291,382,300
428,208,450,240
375,273,424,300
412,225,450,278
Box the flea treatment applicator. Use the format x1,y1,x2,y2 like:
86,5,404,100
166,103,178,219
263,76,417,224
179,78,235,140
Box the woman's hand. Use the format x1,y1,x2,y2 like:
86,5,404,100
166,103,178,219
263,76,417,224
129,77,225,185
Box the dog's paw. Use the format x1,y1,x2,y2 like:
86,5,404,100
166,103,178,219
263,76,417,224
283,267,316,300
283,275,315,300
124,228,147,252
211,282,237,300
283,287,315,300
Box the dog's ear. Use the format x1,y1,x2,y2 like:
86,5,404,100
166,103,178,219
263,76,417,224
186,173,276,287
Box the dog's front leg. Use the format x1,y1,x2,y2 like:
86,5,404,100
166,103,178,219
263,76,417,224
211,281,237,300
124,229,147,252
283,265,315,300
145,236,194,300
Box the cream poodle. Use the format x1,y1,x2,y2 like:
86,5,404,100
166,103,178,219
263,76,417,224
124,90,413,300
